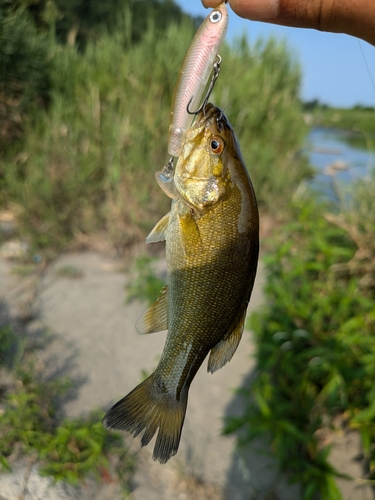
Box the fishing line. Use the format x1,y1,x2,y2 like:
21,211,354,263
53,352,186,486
356,39,375,176
357,40,375,96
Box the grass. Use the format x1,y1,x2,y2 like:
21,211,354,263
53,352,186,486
0,325,134,490
1,22,311,254
38,411,133,487
307,105,375,150
224,171,375,499
56,265,84,279
125,254,165,306
11,264,38,276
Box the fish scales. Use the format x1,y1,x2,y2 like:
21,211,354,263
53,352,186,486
103,104,259,464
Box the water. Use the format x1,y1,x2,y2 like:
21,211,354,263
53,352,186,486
306,127,375,199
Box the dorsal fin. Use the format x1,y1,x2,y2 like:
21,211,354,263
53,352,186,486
135,285,168,334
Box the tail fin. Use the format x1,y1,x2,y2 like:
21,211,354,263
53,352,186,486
102,375,188,464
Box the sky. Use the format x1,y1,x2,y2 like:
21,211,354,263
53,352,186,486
175,0,375,108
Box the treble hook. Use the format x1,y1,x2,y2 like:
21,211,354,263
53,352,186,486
186,55,222,116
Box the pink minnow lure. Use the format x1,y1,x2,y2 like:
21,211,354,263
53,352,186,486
168,2,228,158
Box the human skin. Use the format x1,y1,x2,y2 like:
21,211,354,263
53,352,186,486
202,0,375,46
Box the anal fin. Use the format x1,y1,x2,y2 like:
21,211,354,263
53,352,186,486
207,309,247,374
136,285,168,334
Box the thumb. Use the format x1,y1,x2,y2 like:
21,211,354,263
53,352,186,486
202,0,375,45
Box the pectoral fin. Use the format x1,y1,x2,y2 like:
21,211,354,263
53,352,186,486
135,285,168,334
207,309,247,374
146,212,170,244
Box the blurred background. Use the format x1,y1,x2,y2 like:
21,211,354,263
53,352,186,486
0,0,375,499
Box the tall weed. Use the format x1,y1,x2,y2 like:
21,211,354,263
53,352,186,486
218,37,311,210
326,172,375,293
0,0,52,152
1,21,310,252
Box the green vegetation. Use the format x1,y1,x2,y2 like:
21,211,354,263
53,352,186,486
225,173,375,499
0,0,52,152
219,37,312,211
126,254,165,305
304,101,375,150
0,325,18,368
56,265,84,279
5,0,375,496
0,0,199,160
11,264,38,276
0,325,134,489
307,103,375,134
0,2,310,253
39,411,133,486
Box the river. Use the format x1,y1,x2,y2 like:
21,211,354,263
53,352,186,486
306,127,375,198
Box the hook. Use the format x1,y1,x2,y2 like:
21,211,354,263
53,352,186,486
159,157,174,183
187,55,222,116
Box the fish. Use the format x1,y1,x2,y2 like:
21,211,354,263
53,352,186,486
103,103,259,464
168,2,228,158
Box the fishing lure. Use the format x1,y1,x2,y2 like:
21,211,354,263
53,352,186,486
168,2,228,158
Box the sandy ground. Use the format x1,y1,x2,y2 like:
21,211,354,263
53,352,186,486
0,250,373,499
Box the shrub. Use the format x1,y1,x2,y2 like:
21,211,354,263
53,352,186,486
0,0,52,151
225,183,375,499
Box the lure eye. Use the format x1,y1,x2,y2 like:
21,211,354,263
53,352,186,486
209,10,222,24
209,136,224,154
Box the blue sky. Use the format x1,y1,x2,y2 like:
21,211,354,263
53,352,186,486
175,0,375,108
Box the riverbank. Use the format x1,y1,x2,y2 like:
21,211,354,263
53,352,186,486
304,105,375,145
0,248,373,499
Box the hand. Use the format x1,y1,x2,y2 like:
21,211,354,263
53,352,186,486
202,0,375,46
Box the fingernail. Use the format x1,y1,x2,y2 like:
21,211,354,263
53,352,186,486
234,0,279,20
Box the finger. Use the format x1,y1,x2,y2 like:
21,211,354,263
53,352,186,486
202,0,222,6
202,0,277,20
201,0,375,45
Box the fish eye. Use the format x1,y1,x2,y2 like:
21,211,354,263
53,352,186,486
209,136,224,154
209,10,222,24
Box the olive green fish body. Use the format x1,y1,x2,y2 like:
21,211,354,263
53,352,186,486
103,105,259,464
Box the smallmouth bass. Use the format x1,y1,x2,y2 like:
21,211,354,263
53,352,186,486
103,104,259,464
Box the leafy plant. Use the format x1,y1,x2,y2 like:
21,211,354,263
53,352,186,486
0,326,134,491
39,411,134,488
0,360,70,470
126,254,165,306
0,325,18,367
225,191,375,499
326,173,375,293
0,0,52,151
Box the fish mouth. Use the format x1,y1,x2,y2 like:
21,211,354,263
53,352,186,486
192,103,222,127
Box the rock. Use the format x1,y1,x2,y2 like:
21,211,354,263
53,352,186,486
0,459,75,500
0,240,29,260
